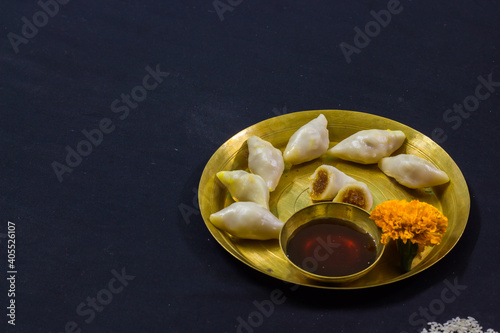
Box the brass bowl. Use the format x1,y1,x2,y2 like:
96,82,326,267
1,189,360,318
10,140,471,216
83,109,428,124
280,202,385,283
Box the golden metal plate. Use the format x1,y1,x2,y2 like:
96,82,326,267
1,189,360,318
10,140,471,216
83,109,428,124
198,110,470,289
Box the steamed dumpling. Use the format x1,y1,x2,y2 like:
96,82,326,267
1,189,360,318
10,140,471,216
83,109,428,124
327,129,406,164
216,170,269,209
308,165,356,201
283,114,329,165
247,136,284,191
209,202,284,240
333,181,373,211
378,154,450,189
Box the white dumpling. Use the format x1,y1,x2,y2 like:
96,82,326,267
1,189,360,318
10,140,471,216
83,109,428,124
216,170,269,209
210,202,284,240
333,181,373,211
327,129,406,164
378,154,450,189
247,136,284,191
308,165,356,201
283,114,329,165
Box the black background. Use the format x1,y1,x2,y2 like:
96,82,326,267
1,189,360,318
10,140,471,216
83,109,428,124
1,1,499,332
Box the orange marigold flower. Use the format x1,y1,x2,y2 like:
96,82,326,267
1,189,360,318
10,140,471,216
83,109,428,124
369,199,448,246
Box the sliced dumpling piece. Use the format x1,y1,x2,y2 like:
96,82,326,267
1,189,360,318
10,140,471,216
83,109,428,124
327,129,406,164
378,154,450,189
333,181,373,211
283,114,329,165
209,202,284,240
308,165,356,201
216,170,269,209
247,136,284,191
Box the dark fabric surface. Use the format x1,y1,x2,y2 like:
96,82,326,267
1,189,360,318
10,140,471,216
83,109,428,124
1,1,499,332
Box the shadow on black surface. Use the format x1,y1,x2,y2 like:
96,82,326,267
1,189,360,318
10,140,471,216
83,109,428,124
176,161,244,266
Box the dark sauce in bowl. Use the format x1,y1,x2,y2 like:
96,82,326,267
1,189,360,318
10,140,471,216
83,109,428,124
286,217,377,277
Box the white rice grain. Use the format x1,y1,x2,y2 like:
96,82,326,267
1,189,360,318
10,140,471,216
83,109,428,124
421,317,497,333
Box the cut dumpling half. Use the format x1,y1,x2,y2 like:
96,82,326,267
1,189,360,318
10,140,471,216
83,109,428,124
327,129,406,164
378,154,450,189
209,202,284,240
283,114,329,165
247,136,284,191
216,170,269,209
333,181,373,211
308,165,356,201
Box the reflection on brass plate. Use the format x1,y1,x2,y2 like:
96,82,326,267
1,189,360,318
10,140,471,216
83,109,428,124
198,110,470,289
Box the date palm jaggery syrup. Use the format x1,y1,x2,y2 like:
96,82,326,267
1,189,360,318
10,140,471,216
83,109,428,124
286,217,377,277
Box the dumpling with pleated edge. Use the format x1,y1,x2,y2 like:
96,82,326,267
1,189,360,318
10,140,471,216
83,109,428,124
378,154,450,189
209,202,284,240
327,129,406,164
216,170,269,209
308,165,356,201
283,114,329,165
247,136,284,192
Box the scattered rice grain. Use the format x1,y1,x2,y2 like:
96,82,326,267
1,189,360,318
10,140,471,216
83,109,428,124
421,317,497,333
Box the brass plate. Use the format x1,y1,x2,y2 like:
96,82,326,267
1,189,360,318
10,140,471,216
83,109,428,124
198,110,470,289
